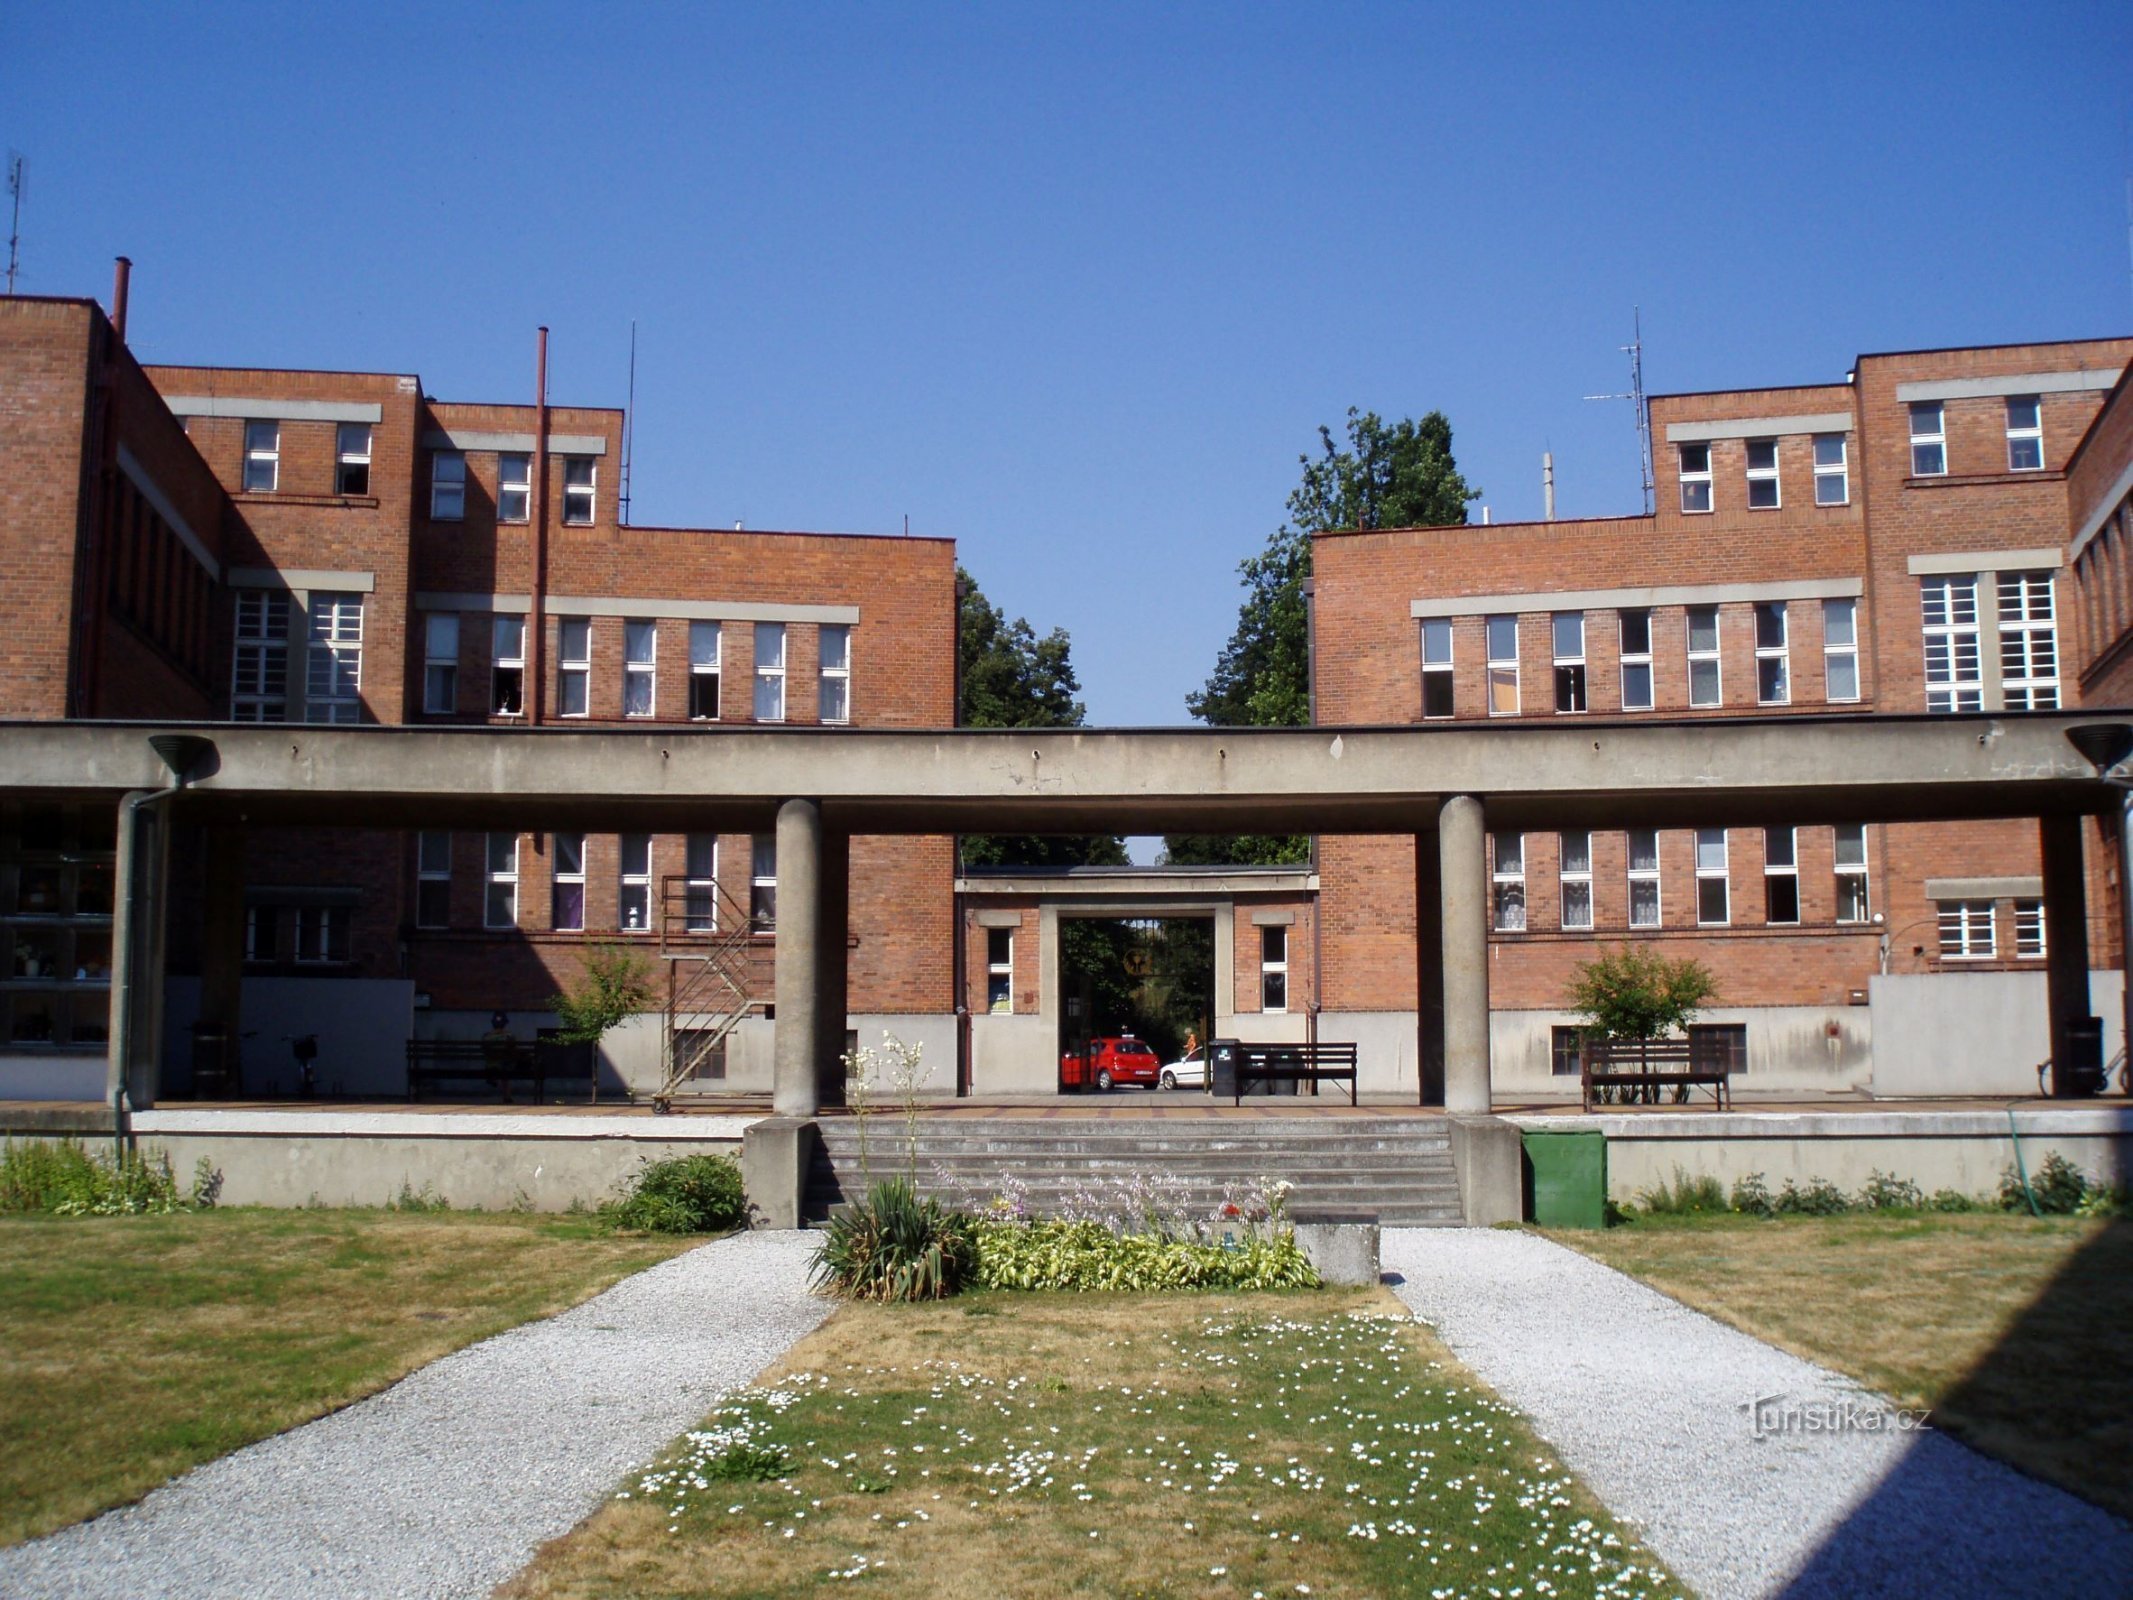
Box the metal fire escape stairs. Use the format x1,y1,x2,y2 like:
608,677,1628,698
648,874,766,1113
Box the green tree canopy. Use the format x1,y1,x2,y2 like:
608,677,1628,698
1567,944,1720,1041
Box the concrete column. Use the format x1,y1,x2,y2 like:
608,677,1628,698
1414,826,1446,1106
1440,794,1492,1114
2040,813,2091,1097
772,798,822,1116
815,827,850,1108
198,827,246,1091
107,792,172,1120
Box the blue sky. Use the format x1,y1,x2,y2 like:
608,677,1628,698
8,2,2133,730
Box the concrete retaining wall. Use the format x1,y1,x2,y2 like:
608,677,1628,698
1868,970,2124,1097
1314,1011,1422,1096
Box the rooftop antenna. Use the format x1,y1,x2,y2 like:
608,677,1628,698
4,154,23,295
1584,307,1654,515
619,319,637,527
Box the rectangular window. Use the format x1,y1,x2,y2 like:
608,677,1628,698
431,450,466,520
563,458,596,524
423,613,459,715
2014,899,2045,959
1744,438,1780,509
1813,434,1849,505
1938,900,1995,960
2006,396,2043,472
1687,1023,1748,1077
552,831,586,932
1486,615,1520,715
689,621,722,720
1261,925,1289,1013
618,833,652,932
623,620,656,717
558,617,591,717
1421,617,1454,718
245,905,279,963
1997,572,2059,710
684,834,718,933
754,622,787,721
232,590,290,721
335,423,372,496
416,831,452,929
294,906,351,965
1910,402,1946,477
750,834,777,931
484,832,518,929
1627,828,1661,928
1679,441,1713,513
1834,824,1871,922
1553,612,1587,713
498,453,531,523
491,615,526,716
1823,598,1859,701
305,593,364,723
243,420,279,493
1764,827,1799,924
1754,601,1789,705
1559,831,1593,930
1619,610,1653,711
1695,828,1729,926
1550,1025,1583,1077
1687,606,1721,706
987,927,1014,1014
1921,576,1982,712
1492,833,1526,932
819,624,852,723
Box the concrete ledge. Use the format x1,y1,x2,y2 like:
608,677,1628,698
132,1109,763,1140
1507,1106,2133,1138
743,1117,819,1231
1448,1115,1523,1225
1290,1211,1380,1286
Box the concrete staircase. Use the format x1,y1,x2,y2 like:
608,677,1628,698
804,1116,1464,1227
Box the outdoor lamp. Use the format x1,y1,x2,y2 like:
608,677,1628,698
2066,723,2133,778
147,731,216,786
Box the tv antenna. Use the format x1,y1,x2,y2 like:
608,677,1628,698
620,319,637,527
4,154,23,296
1584,307,1654,515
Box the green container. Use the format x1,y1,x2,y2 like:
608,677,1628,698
1524,1130,1607,1229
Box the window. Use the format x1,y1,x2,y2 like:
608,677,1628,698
232,590,290,721
684,834,717,932
423,614,459,714
1550,1025,1583,1077
295,906,351,965
335,423,372,495
1687,606,1721,706
1687,1023,1747,1076
485,832,518,928
1998,572,2058,710
1813,434,1848,505
245,905,279,963
1763,828,1799,924
1754,601,1789,705
491,615,526,716
689,621,722,720
623,620,656,717
1745,439,1780,509
1491,833,1526,931
431,450,466,520
819,624,852,723
1834,825,1870,922
1559,831,1593,930
1695,828,1729,925
498,453,531,523
558,618,591,717
416,831,452,929
1619,610,1653,710
750,834,776,931
618,833,652,932
551,831,586,932
2006,396,2043,472
2014,899,2045,959
1679,441,1712,512
305,593,364,723
1921,576,1982,712
754,622,787,721
563,458,596,524
1627,828,1661,928
1486,615,1519,715
1909,402,1946,477
1552,613,1586,713
243,420,279,493
1823,598,1859,701
1421,617,1454,718
1261,925,1289,1013
1938,900,1994,960
987,927,1014,1013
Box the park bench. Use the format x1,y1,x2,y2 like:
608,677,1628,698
1579,1037,1731,1112
1234,1041,1359,1105
405,1036,595,1103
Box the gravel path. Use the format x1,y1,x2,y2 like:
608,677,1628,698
1382,1227,2133,1600
0,1229,827,1600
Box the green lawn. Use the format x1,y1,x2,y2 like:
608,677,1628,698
0,1209,695,1545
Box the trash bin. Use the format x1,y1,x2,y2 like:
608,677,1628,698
1524,1129,1607,1229
1207,1038,1241,1099
2060,1017,2106,1097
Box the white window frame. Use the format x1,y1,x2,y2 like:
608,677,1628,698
1260,924,1289,1013
485,832,519,929
623,620,657,718
552,831,586,933
689,621,722,721
1744,438,1781,509
1910,402,1946,477
1812,434,1848,506
1485,615,1520,716
618,832,652,933
335,423,372,496
1491,833,1526,932
563,457,596,524
232,590,290,721
243,420,279,493
1754,601,1789,705
2005,396,2043,472
1834,824,1871,923
1921,575,1982,712
819,624,852,724
2013,899,2046,959
431,450,466,520
1627,827,1661,928
1552,612,1587,714
750,834,777,931
684,834,718,933
1420,617,1454,719
416,831,452,930
1763,827,1799,925
1559,831,1593,931
1678,441,1713,513
1686,606,1722,707
557,617,591,718
987,927,1014,1014
1619,609,1653,711
498,453,531,523
304,592,364,724
1938,900,1995,960
1997,571,2059,710
1695,828,1730,926
423,613,459,715
1823,598,1860,702
245,905,278,963
294,906,350,966
491,615,526,717
754,622,787,722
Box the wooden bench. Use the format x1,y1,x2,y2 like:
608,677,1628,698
1234,1042,1359,1105
405,1037,595,1103
1579,1037,1731,1112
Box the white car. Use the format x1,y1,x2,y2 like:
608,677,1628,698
1159,1048,1206,1091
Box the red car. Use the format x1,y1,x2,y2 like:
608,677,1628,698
1061,1036,1162,1091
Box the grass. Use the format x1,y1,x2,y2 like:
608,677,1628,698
502,1289,1682,1600
1551,1210,2133,1521
0,1208,697,1546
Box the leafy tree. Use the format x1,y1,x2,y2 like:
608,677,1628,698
550,942,659,1045
1566,944,1719,1041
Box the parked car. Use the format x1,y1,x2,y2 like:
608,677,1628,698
1159,1047,1206,1091
1061,1035,1163,1091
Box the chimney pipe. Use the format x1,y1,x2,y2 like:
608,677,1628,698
111,256,131,343
1543,451,1556,521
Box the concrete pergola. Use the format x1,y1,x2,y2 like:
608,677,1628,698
0,713,2119,1122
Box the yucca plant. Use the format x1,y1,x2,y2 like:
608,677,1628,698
811,1178,977,1302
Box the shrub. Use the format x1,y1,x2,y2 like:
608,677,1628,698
1566,943,1719,1042
973,1218,1318,1292
1861,1170,1924,1212
1635,1168,1728,1216
1776,1177,1852,1216
1730,1172,1776,1218
2000,1151,2091,1216
606,1153,746,1234
2074,1185,2127,1219
0,1137,216,1216
812,1178,978,1301
1927,1188,1979,1213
